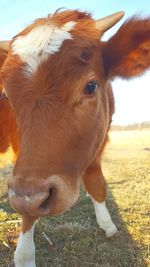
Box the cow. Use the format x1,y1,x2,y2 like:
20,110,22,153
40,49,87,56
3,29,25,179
0,9,149,267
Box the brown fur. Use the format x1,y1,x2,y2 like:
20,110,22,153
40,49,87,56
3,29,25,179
22,215,36,233
0,10,150,225
0,98,18,153
0,49,19,154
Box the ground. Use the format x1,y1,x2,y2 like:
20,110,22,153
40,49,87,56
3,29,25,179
0,130,150,267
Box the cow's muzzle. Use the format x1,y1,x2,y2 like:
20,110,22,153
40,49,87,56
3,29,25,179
8,175,79,217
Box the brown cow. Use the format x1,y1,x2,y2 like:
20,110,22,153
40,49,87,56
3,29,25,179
0,9,149,267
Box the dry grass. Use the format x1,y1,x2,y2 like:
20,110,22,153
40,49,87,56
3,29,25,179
0,130,150,267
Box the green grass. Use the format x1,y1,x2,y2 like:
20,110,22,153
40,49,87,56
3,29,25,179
0,130,150,267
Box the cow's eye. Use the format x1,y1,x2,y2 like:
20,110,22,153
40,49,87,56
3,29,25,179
84,81,99,96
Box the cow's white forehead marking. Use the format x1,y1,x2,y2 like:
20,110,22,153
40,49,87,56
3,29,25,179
12,21,76,73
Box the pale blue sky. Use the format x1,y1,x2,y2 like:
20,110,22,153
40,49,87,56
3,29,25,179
0,0,149,124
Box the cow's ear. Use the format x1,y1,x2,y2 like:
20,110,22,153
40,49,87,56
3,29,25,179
102,17,150,79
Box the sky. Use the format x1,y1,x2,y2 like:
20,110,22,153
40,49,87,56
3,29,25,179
0,0,149,125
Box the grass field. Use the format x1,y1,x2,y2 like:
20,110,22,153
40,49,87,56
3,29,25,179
0,130,150,267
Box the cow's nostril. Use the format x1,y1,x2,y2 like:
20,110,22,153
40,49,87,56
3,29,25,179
39,188,55,210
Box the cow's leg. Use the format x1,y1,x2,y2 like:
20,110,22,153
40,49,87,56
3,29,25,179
82,161,118,237
14,216,37,267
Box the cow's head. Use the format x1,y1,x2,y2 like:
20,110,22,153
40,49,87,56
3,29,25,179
0,10,149,217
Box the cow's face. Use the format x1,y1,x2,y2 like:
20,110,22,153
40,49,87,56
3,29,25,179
1,10,123,217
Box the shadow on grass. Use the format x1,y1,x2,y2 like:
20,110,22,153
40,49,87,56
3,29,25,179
0,175,147,267
34,186,147,267
0,165,14,214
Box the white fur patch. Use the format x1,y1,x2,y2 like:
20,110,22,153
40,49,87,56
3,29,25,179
93,200,118,237
12,21,76,73
14,223,36,267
